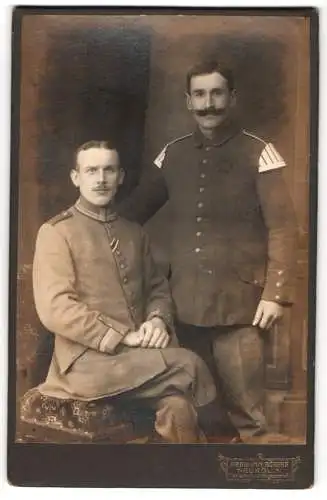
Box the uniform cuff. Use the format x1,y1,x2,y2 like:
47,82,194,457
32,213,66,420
261,285,295,305
99,327,126,354
262,269,295,304
97,314,130,353
146,310,174,332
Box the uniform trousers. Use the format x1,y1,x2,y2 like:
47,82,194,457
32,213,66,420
176,322,267,441
41,347,217,444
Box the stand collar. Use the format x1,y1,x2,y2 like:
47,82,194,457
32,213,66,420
74,196,117,222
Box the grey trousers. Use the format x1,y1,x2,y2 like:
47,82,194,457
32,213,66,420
40,347,217,443
177,323,267,440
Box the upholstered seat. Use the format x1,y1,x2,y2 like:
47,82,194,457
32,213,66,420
18,387,155,444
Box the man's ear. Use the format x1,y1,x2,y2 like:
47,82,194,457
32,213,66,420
185,92,193,112
230,89,237,108
70,168,80,188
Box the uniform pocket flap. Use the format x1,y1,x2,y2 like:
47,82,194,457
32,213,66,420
235,266,266,287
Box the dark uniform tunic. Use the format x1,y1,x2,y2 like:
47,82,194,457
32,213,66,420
120,119,297,325
118,119,298,440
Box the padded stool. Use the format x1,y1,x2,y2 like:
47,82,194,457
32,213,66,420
17,387,154,444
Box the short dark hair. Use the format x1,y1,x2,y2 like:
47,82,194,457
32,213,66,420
75,140,119,169
186,60,235,94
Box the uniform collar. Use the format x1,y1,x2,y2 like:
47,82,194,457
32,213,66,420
193,118,241,148
74,196,117,223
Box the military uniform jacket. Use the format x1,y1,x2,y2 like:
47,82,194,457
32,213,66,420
33,197,173,399
119,119,298,327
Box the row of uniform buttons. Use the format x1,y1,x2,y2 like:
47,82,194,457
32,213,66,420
115,255,137,313
195,150,208,254
194,148,212,273
195,146,216,276
275,270,284,301
106,224,137,316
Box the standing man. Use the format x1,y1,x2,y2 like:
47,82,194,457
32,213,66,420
32,139,219,444
118,61,298,443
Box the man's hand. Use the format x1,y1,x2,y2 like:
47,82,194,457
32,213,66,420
122,330,144,347
139,317,170,349
252,300,284,330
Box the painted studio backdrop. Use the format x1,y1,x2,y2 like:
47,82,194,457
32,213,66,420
15,14,310,443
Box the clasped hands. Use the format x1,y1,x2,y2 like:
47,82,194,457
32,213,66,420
122,316,170,349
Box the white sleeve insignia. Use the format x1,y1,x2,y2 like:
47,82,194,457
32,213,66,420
258,143,286,173
154,146,167,169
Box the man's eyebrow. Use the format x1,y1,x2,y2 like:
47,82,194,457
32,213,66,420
193,86,223,90
83,164,118,170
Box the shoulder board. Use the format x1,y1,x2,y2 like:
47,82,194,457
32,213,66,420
154,133,192,168
47,208,74,226
242,129,267,145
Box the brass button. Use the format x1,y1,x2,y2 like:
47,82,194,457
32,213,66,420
202,159,208,164
195,248,201,253
123,277,128,284
200,173,206,179
196,231,202,237
276,282,282,287
278,270,283,275
198,202,204,208
275,295,280,300
199,187,204,193
196,216,202,222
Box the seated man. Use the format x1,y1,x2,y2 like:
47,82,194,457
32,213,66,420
32,139,218,443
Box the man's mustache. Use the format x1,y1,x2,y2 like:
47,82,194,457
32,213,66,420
195,107,226,117
93,185,109,191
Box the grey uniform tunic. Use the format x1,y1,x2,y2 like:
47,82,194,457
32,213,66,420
33,198,177,400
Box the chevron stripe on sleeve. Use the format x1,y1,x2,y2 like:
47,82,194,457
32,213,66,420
258,143,286,172
154,146,167,168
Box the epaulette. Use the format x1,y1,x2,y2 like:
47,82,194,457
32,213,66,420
47,208,74,226
154,133,192,168
242,129,286,173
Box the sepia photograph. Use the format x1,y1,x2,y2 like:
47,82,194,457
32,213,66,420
7,7,317,488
